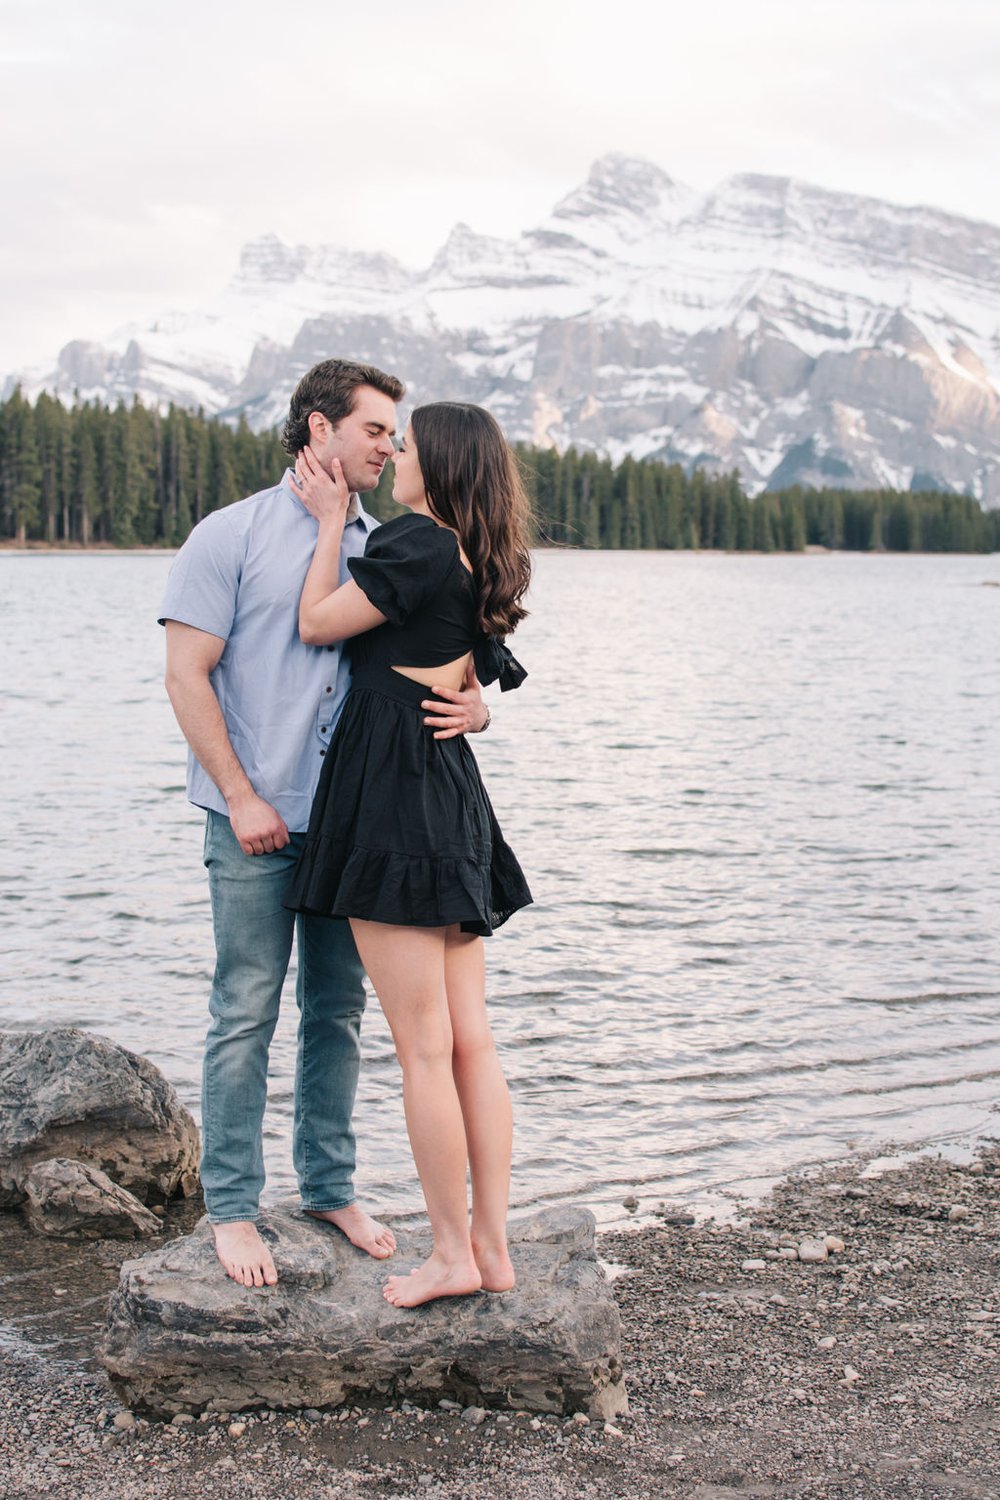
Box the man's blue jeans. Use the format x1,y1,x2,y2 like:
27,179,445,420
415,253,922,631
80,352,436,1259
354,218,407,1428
201,809,366,1224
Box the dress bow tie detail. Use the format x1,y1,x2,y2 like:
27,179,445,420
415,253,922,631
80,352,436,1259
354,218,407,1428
473,637,528,692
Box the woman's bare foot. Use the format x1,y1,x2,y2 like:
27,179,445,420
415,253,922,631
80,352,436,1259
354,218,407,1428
305,1203,397,1259
212,1221,278,1288
472,1240,516,1293
383,1250,482,1308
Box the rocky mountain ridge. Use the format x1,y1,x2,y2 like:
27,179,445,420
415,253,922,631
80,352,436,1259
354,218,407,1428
8,153,1000,500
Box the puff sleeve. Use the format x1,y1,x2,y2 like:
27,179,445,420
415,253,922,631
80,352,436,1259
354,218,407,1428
348,516,457,626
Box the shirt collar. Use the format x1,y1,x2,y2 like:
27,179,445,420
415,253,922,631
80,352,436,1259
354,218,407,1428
281,467,364,525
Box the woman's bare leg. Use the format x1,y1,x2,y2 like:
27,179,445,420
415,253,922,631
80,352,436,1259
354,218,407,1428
349,918,481,1307
445,929,515,1291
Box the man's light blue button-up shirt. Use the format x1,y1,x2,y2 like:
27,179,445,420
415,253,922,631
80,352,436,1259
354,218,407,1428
158,469,378,832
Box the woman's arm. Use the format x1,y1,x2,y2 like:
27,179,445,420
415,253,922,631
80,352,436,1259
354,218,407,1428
292,450,387,645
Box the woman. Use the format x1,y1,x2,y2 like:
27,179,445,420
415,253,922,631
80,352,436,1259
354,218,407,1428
283,402,533,1308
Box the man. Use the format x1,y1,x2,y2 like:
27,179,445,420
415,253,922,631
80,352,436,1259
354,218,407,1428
160,359,488,1288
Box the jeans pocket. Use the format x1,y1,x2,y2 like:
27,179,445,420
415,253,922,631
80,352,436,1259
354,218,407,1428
203,809,221,868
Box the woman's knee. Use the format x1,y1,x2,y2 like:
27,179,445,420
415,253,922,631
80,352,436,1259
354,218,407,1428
392,1014,454,1074
450,1024,497,1069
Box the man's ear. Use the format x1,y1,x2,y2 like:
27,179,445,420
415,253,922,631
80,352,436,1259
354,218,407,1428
307,411,330,444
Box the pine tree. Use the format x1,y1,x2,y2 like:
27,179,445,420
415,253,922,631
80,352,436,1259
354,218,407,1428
73,414,99,547
0,387,42,545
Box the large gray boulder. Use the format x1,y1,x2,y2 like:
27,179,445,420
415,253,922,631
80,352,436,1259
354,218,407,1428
100,1205,627,1420
0,1029,199,1209
23,1158,163,1239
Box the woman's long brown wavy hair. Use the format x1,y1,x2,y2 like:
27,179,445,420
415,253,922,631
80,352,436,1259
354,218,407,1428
410,403,532,636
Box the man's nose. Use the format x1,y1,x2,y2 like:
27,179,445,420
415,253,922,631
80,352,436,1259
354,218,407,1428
377,435,395,456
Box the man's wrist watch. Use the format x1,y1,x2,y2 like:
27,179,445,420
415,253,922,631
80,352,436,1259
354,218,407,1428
478,705,492,733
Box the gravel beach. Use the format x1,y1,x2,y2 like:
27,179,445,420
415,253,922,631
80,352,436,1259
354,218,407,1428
1,1141,997,1500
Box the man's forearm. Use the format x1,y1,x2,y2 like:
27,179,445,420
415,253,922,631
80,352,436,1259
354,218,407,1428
165,670,256,810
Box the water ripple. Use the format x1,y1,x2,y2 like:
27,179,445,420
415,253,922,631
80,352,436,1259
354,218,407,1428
2,549,999,1222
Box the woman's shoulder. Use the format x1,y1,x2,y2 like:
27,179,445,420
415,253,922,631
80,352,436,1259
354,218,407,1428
367,512,459,560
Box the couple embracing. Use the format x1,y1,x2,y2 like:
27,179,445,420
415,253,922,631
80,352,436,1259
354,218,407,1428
160,359,533,1309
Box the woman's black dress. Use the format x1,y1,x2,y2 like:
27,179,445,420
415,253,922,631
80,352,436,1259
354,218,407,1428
283,512,532,936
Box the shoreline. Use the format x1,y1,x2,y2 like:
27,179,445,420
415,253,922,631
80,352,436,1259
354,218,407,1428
3,542,999,559
1,1137,997,1500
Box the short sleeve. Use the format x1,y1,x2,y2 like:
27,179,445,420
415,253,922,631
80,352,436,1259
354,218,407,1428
158,510,245,640
348,516,457,626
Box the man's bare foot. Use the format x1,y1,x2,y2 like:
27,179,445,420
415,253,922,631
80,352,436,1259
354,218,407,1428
305,1203,396,1259
472,1240,516,1293
212,1221,278,1288
384,1250,482,1308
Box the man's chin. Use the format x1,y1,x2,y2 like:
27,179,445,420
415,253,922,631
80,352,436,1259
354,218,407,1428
350,469,384,494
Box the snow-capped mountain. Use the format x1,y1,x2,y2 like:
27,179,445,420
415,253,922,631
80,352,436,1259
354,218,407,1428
9,153,1000,501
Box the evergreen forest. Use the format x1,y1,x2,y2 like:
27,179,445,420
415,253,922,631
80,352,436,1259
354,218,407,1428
1,388,997,553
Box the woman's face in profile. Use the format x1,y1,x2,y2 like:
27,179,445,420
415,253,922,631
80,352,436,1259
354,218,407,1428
391,423,429,512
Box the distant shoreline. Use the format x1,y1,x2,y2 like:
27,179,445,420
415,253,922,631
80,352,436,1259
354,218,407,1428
3,542,998,559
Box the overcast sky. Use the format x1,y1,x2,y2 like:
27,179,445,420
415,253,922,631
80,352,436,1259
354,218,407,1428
2,0,999,373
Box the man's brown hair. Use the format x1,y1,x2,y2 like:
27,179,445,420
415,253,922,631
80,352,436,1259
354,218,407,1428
281,359,405,455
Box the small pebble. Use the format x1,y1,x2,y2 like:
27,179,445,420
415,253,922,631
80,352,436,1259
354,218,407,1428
948,1205,970,1222
227,1421,246,1438
461,1406,487,1426
170,1413,194,1426
779,1247,799,1260
798,1238,828,1263
622,1194,638,1211
824,1235,846,1253
841,1365,861,1384
741,1258,766,1271
112,1413,135,1431
604,1422,624,1437
438,1398,462,1412
529,1417,542,1430
303,1408,322,1422
818,1335,837,1349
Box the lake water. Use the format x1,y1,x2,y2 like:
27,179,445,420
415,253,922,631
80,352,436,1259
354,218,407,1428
2,550,999,1224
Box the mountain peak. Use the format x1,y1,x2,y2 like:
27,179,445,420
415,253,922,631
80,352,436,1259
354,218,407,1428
236,234,308,284
554,153,689,222
8,157,1000,506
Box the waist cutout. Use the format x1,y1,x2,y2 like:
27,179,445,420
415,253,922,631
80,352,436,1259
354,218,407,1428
349,663,450,710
